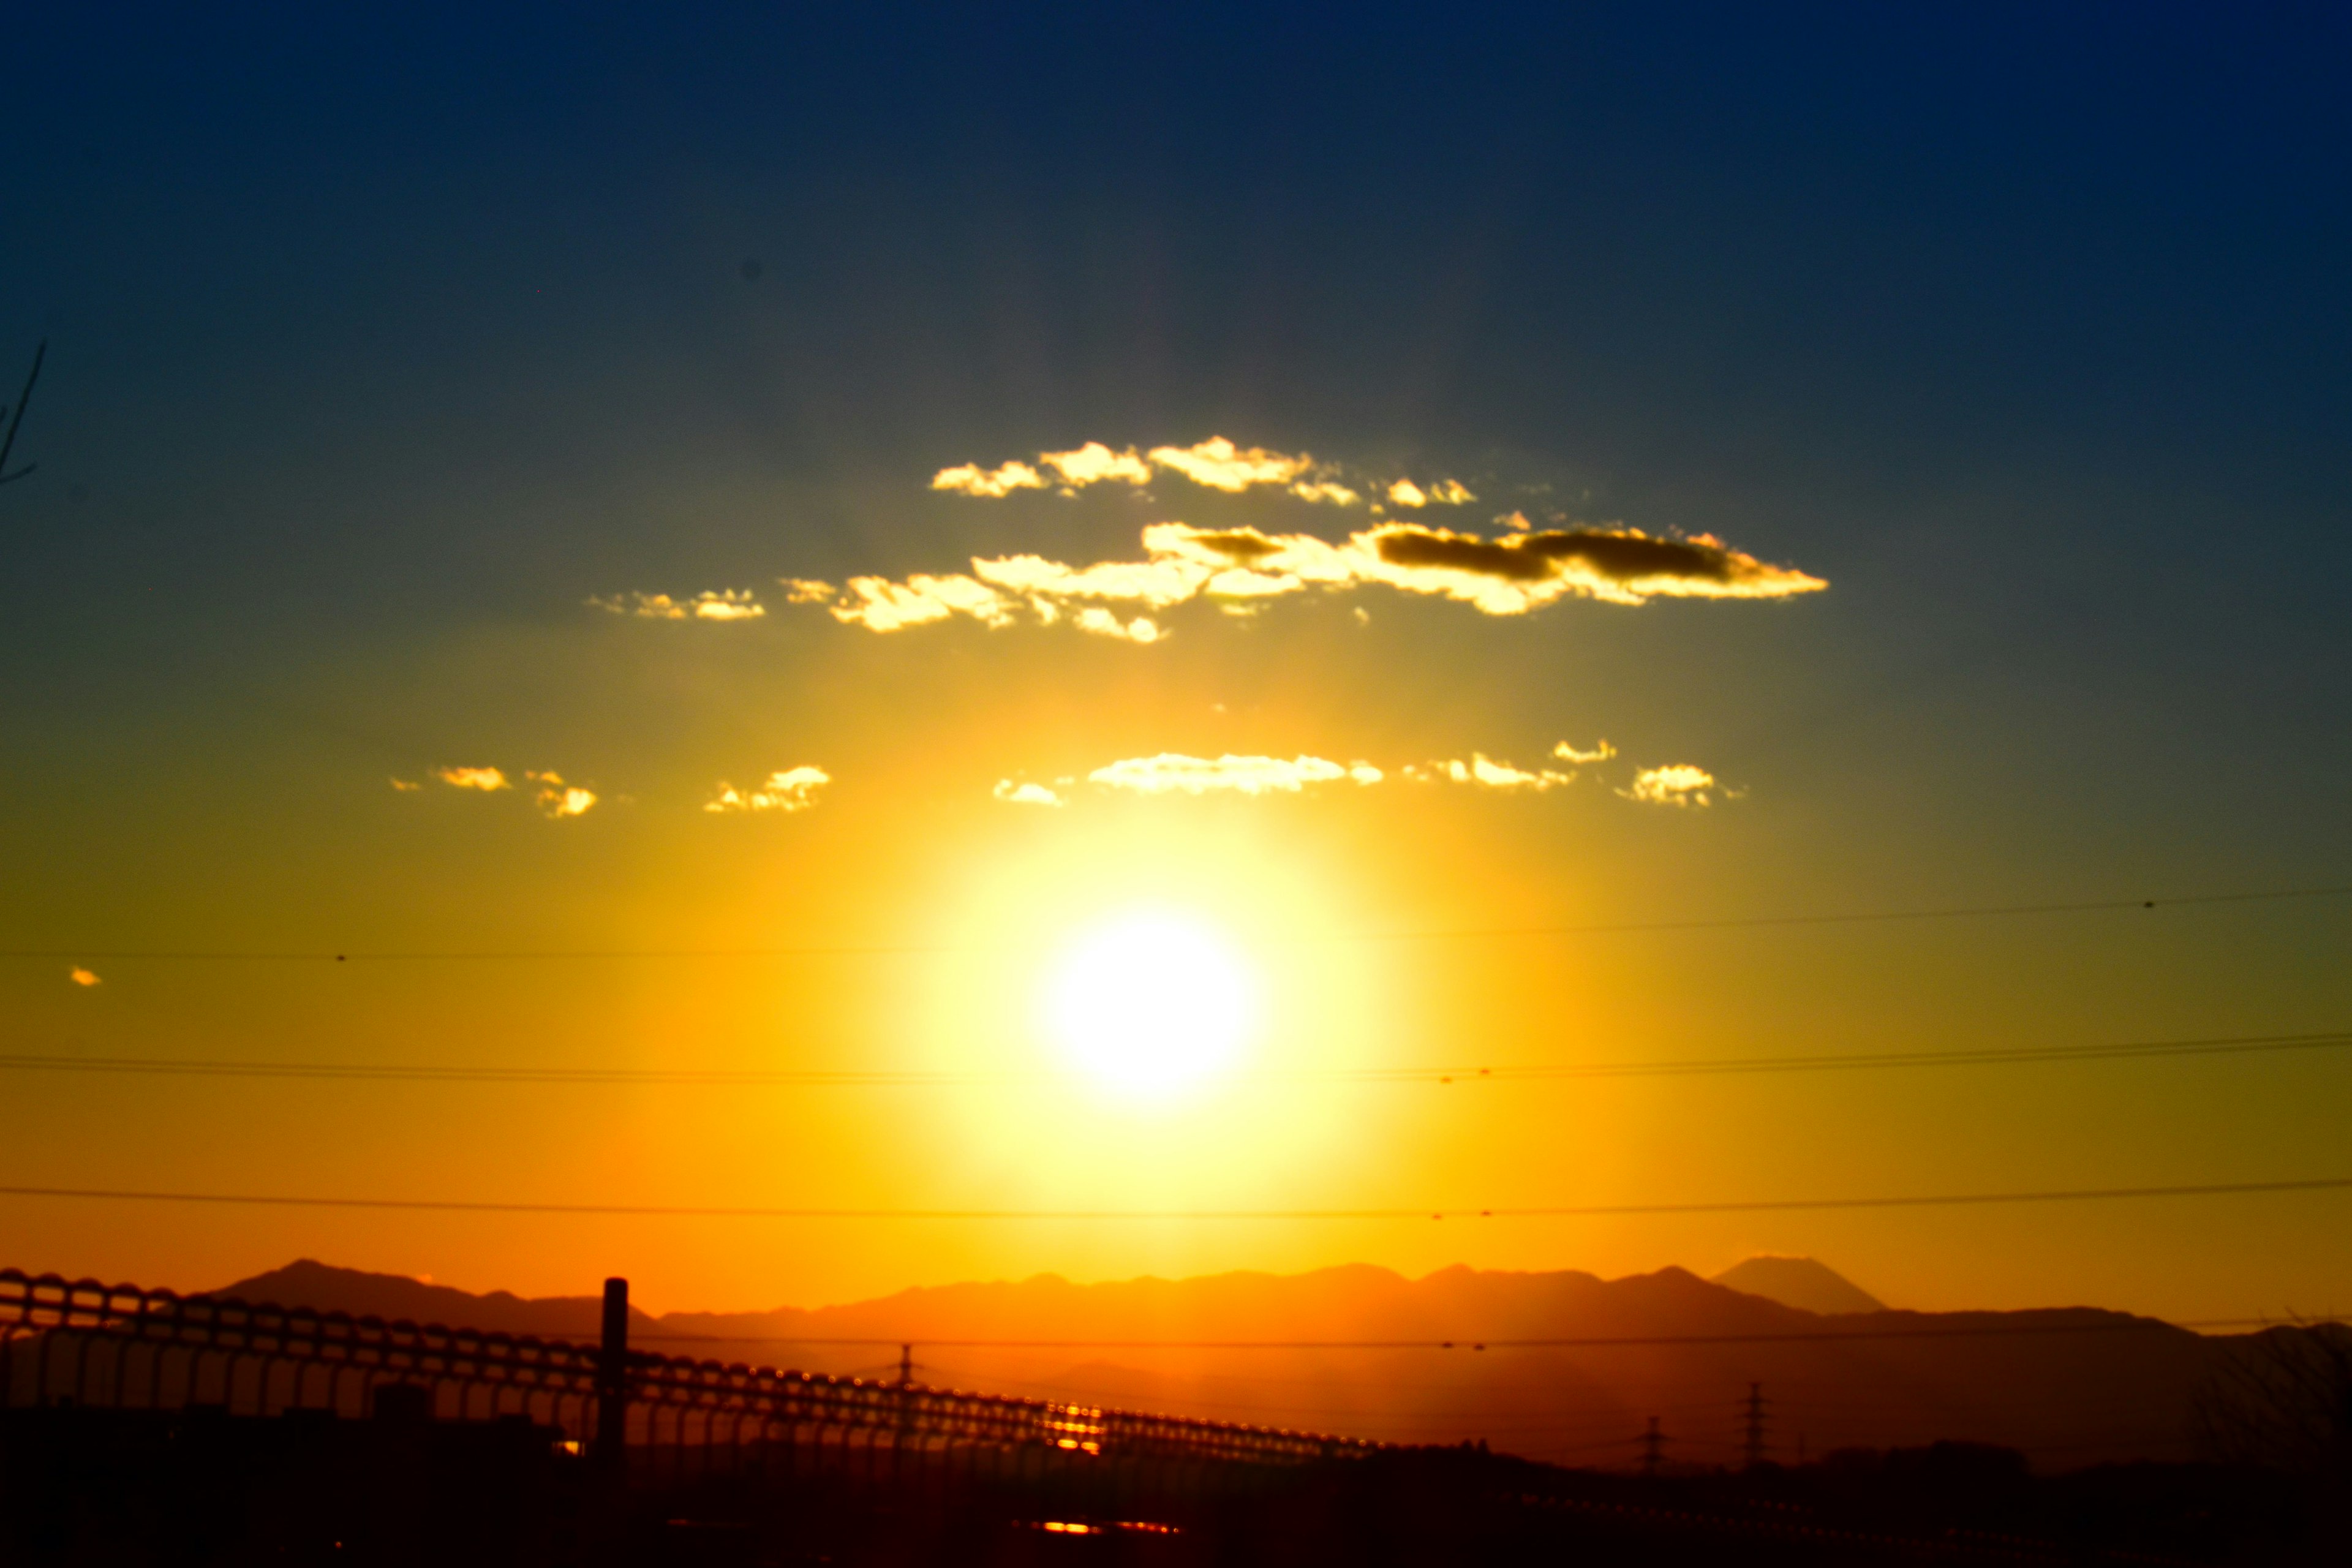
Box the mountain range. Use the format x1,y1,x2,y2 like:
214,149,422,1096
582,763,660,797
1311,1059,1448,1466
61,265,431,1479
214,1257,2228,1471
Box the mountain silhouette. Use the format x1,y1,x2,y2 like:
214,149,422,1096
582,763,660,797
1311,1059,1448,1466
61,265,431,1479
214,1258,2225,1471
1709,1256,1885,1314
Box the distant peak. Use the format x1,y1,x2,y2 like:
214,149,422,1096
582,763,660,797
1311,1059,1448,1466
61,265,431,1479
1709,1256,1886,1314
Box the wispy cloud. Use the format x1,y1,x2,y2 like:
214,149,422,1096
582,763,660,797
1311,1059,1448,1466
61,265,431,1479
1005,741,1702,808
1087,753,1384,796
69,967,100,987
1145,437,1314,493
705,766,831,814
993,779,1066,807
926,435,1476,509
793,520,1823,635
1041,442,1151,487
527,771,597,818
388,777,423,792
1407,754,1575,790
589,589,764,622
434,766,511,791
1620,764,1717,806
930,459,1046,498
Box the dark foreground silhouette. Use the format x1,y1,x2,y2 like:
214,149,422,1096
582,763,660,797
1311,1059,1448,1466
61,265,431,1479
0,1401,2332,1566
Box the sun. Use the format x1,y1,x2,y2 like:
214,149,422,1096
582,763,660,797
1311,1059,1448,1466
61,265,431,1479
1044,911,1259,1099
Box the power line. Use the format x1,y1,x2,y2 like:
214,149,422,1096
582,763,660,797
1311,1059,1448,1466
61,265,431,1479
6,880,2346,963
631,1317,2280,1352
1,1028,2342,1088
4,1174,2351,1221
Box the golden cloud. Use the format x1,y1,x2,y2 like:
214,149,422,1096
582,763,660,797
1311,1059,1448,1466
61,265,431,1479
590,589,764,621
1144,437,1313,492
1408,754,1575,790
791,519,1821,636
526,771,597,819
930,459,1046,497
434,766,510,791
1621,764,1716,806
388,777,423,792
705,766,831,814
1041,442,1151,487
927,436,1497,513
1553,739,1616,764
69,967,100,987
1088,753,1384,796
993,780,1066,807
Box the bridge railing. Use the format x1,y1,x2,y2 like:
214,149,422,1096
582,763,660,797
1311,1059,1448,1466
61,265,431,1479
0,1267,1374,1479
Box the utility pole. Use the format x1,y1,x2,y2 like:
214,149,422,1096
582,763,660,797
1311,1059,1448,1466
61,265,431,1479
1640,1415,1664,1479
1741,1382,1768,1470
594,1276,631,1476
897,1343,914,1387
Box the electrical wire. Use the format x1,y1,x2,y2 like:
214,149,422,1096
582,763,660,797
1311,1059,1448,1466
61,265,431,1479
6,880,2346,963
4,1175,2351,1222
1,1028,2343,1088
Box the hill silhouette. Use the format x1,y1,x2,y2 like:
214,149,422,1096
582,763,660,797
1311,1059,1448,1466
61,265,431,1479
216,1258,2223,1470
1709,1256,1886,1314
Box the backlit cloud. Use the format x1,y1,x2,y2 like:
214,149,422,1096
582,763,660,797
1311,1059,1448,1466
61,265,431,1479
1145,437,1314,492
1088,753,1384,796
589,589,764,621
69,967,100,987
705,766,831,814
1621,764,1716,806
930,459,1046,498
993,780,1066,807
1408,754,1574,790
1041,442,1151,487
929,436,1491,513
434,766,510,791
791,519,1822,635
527,771,597,818
388,777,423,792
1000,741,1707,809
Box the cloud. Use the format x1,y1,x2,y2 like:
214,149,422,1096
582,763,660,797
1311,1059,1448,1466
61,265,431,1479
789,521,1823,635
388,777,423,792
69,967,100,987
705,766,831,814
1387,479,1428,507
1088,753,1383,796
1408,754,1575,790
1145,437,1313,493
1553,739,1615,764
434,766,510,791
1620,764,1716,806
527,771,597,818
1429,480,1475,504
931,459,1046,497
1041,442,1151,487
1287,480,1360,505
993,780,1066,807
590,589,765,622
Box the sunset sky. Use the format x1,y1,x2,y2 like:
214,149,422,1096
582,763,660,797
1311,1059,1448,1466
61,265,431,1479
2,7,2348,1323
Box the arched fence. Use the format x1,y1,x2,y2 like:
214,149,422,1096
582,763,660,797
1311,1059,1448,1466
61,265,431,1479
0,1267,1376,1498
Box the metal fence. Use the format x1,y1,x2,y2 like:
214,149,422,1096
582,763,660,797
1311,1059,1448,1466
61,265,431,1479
0,1267,1376,1488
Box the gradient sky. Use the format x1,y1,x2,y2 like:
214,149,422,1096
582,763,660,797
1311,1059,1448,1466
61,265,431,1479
3,5,2348,1319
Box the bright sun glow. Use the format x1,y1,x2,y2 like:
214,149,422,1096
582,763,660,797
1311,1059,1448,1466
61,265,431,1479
1045,911,1258,1099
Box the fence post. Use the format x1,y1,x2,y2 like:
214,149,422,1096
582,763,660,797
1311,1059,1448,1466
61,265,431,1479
594,1277,630,1477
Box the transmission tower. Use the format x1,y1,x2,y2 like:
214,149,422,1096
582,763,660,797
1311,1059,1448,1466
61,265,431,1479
1741,1382,1768,1469
1640,1415,1664,1479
